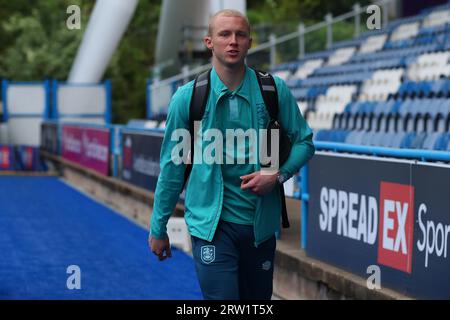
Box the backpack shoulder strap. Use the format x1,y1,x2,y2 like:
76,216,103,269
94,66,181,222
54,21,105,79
189,69,211,126
253,69,279,120
182,68,211,188
253,69,290,229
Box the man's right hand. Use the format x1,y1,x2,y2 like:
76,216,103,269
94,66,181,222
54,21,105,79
149,235,172,261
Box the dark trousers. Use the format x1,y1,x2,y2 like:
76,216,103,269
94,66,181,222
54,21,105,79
191,220,276,300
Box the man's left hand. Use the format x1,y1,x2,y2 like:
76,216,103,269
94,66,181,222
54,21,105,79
240,171,278,195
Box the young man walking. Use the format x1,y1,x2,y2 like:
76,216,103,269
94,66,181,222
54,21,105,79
149,9,315,300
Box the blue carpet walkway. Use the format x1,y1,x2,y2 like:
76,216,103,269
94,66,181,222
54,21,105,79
0,176,202,299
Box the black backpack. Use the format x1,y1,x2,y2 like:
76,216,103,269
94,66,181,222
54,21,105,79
182,68,291,228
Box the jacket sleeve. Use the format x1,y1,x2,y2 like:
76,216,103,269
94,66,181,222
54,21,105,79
274,76,315,179
150,83,192,239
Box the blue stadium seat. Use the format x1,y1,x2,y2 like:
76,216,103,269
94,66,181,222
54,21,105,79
410,99,423,115
398,81,414,97
422,132,445,150
332,114,341,129
382,132,397,148
334,114,352,132
415,114,427,133
315,129,332,142
444,79,450,96
390,100,400,114
358,131,370,145
430,80,446,96
428,98,443,117
388,132,407,148
398,98,413,117
418,81,432,97
366,131,382,146
410,132,428,149
377,114,389,132
423,114,435,133
400,132,419,148
368,115,379,132
345,131,365,145
307,86,327,99
292,88,309,100
327,129,349,143
286,79,302,88
403,114,416,132
361,102,377,114
445,134,450,151
354,114,366,131
429,132,450,151
434,113,448,133
438,99,450,115
361,114,373,131
343,102,356,114
345,113,357,130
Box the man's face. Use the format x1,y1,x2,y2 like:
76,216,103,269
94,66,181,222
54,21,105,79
204,15,252,69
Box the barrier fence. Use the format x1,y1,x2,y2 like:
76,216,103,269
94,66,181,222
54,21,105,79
0,144,47,171
302,141,450,299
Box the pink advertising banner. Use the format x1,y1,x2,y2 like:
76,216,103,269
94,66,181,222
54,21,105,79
62,125,110,176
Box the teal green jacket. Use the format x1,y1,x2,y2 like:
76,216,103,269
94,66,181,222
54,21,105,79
150,66,315,246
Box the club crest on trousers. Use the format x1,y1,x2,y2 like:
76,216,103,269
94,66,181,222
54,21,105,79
200,245,215,264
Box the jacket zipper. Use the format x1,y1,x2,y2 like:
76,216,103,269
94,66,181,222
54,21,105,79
206,93,224,242
252,76,262,247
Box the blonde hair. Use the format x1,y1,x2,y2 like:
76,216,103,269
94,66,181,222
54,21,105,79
208,9,251,36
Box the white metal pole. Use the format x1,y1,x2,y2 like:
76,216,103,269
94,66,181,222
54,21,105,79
68,0,139,83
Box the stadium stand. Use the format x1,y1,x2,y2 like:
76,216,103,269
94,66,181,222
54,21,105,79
268,4,450,151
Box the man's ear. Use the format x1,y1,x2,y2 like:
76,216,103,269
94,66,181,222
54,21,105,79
204,36,213,50
248,37,253,50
